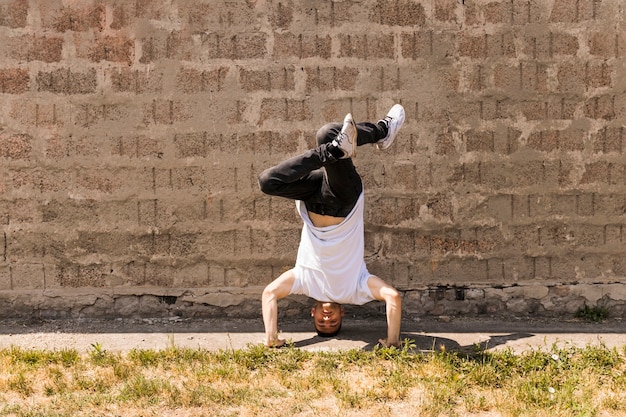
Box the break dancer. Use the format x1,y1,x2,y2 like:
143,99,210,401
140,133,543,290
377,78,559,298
257,104,405,348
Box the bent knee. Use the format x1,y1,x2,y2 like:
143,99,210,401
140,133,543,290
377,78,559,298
316,122,341,146
257,169,275,195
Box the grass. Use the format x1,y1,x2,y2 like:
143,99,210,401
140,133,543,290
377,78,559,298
0,341,625,416
576,305,610,322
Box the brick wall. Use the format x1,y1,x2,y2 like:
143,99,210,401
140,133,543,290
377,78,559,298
0,0,625,319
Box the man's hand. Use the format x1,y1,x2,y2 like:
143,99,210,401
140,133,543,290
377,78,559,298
378,338,402,348
263,337,287,348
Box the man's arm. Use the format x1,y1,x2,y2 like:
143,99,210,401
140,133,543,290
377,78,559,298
367,275,402,347
262,269,295,347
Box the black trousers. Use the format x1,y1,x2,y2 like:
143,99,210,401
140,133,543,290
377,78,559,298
258,121,384,217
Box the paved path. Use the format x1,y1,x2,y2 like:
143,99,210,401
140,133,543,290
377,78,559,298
0,317,624,354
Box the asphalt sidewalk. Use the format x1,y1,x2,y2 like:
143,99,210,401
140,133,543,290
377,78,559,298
0,316,624,354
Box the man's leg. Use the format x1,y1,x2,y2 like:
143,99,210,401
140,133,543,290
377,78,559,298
257,147,328,201
258,114,360,208
310,110,397,217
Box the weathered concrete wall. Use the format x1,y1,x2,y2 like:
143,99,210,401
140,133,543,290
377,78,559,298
0,0,625,319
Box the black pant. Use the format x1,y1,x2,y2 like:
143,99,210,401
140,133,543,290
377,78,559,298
258,121,385,217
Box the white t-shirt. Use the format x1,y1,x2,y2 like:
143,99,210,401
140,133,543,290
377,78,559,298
289,192,375,305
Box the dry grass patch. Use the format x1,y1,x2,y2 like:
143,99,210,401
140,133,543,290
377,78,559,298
0,341,625,416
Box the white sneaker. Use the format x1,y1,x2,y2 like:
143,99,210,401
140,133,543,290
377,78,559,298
331,113,357,159
376,104,405,150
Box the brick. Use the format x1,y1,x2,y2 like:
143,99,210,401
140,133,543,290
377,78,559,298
52,134,100,158
40,199,99,224
74,102,132,128
458,34,487,58
478,96,500,120
386,160,430,191
434,0,458,23
586,61,613,88
401,31,432,59
182,1,257,30
240,67,295,92
529,194,578,217
9,101,65,129
481,194,513,222
269,0,293,29
520,62,548,93
465,130,494,152
594,193,626,217
0,133,32,160
557,62,587,93
236,131,271,154
584,95,616,120
433,258,488,285
169,167,211,192
82,35,134,64
174,132,207,158
463,3,481,26
259,98,310,122
305,67,358,93
140,30,203,62
588,31,618,58
205,164,238,194
372,0,426,26
176,67,228,94
273,33,332,59
0,69,29,94
56,264,109,288
552,32,580,56
75,231,137,257
526,129,584,152
109,67,163,93
493,63,519,91
219,33,268,59
489,31,516,58
75,168,125,194
10,35,63,63
591,127,623,154
579,161,611,185
45,3,106,32
12,263,44,290
401,31,455,60
36,68,97,94
0,0,27,28
546,97,577,120
549,0,597,23
512,0,543,25
577,193,596,216
112,135,165,159
384,230,415,258
519,100,547,120
558,128,586,152
142,100,192,125
368,197,414,225
339,34,395,59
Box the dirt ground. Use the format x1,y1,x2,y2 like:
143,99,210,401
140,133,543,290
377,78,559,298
0,315,624,354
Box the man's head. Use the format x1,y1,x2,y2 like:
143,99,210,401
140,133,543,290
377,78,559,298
311,301,344,337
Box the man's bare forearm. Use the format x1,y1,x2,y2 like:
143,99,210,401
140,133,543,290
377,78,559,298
262,290,282,346
260,270,295,347
385,292,402,346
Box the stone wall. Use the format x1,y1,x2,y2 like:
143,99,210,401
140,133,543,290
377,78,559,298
0,0,625,320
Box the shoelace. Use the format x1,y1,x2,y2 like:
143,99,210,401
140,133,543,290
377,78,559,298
334,131,348,146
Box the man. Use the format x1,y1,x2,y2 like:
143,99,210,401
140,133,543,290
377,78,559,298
257,104,405,348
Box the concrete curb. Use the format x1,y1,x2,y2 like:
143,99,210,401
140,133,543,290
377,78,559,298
0,317,624,354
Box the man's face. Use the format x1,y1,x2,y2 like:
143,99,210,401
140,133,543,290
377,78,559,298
311,301,344,335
